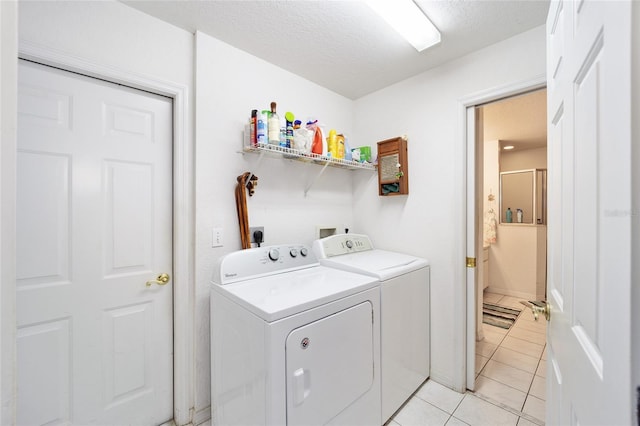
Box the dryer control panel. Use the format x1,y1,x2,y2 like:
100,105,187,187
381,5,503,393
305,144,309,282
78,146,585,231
213,244,317,284
313,234,374,258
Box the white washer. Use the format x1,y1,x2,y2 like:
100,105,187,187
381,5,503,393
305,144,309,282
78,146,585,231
210,244,381,426
313,234,430,422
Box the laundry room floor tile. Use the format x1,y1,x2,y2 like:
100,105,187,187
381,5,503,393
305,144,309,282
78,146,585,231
474,375,527,412
391,395,450,426
491,347,540,374
481,360,534,393
452,394,519,426
415,380,465,415
522,395,545,423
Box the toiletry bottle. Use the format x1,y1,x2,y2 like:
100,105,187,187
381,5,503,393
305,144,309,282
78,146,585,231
285,112,295,149
279,126,286,147
257,110,268,145
517,208,523,223
344,136,352,161
268,102,280,145
250,109,257,146
506,207,513,223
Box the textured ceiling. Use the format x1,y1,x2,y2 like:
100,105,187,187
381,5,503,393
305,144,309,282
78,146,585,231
122,0,550,99
482,88,547,150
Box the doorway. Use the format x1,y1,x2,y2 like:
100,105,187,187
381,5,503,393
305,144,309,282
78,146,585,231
463,84,547,423
16,59,174,425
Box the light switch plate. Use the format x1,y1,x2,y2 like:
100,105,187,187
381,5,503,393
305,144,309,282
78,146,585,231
212,227,223,247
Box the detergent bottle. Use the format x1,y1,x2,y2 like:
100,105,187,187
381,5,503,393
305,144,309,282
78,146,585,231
337,134,345,159
327,129,338,158
308,120,324,155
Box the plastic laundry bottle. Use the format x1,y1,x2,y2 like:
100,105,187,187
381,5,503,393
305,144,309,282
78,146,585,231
308,120,324,155
327,129,338,158
337,134,345,159
506,207,513,223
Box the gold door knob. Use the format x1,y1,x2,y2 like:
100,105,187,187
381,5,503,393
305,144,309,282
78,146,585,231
146,273,170,287
520,300,551,322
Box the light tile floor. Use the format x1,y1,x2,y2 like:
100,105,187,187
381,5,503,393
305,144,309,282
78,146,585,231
387,292,546,426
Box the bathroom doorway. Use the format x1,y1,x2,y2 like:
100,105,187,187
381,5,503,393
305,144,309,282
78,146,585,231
471,88,548,421
479,89,548,303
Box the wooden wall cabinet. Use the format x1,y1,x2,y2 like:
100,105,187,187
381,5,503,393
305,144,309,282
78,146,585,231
377,136,409,196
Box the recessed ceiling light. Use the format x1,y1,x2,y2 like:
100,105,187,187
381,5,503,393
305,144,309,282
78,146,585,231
503,145,515,150
366,0,441,52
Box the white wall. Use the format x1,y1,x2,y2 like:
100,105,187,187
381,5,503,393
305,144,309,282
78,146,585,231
500,146,547,171
352,25,546,387
194,32,361,420
0,2,17,423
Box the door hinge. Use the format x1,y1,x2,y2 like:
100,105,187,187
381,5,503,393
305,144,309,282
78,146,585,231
466,257,476,268
636,385,639,423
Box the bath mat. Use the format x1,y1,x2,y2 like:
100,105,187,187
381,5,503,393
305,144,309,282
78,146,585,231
482,302,521,330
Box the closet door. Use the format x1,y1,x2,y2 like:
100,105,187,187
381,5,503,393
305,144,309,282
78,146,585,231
16,60,174,425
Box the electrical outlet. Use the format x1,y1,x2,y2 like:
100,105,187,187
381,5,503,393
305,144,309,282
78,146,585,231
250,226,265,244
212,227,223,247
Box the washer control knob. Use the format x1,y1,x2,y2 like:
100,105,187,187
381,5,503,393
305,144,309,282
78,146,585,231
345,240,353,249
290,248,298,257
300,247,308,257
268,248,280,261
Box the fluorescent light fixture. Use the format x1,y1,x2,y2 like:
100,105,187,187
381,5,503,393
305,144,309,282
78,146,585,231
366,0,441,52
503,145,515,150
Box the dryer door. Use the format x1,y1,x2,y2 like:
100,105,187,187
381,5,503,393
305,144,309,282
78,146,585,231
286,301,374,426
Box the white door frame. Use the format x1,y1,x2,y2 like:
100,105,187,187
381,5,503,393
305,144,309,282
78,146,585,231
17,41,195,425
455,74,546,392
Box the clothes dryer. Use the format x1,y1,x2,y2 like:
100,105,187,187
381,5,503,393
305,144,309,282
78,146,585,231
210,244,381,426
313,234,430,422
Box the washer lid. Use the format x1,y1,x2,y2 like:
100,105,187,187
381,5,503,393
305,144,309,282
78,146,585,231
318,249,429,281
211,265,378,322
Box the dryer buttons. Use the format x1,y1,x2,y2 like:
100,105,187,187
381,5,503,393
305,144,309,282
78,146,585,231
300,337,310,349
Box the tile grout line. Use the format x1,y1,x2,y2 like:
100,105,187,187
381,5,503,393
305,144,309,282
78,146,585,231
470,390,545,426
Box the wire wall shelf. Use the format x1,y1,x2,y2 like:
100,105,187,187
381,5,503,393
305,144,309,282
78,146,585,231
242,144,377,171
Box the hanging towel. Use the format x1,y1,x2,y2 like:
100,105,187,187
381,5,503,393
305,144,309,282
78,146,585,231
484,209,498,245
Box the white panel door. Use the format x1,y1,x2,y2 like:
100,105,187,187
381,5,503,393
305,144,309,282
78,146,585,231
546,1,632,424
16,60,173,425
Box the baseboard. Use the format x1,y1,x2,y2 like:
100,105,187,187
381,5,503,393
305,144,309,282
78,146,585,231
194,406,211,426
485,286,538,301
